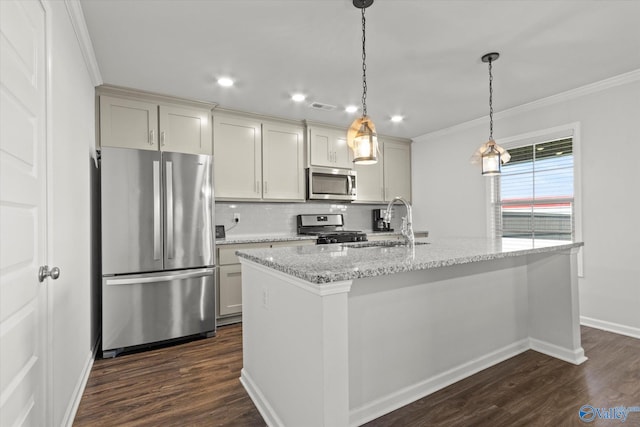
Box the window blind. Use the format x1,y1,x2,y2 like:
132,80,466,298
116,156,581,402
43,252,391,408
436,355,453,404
497,138,574,241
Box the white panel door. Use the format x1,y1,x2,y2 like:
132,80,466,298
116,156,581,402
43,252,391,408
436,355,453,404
0,0,49,425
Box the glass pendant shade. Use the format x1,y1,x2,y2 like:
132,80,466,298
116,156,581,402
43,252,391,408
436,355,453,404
481,141,502,176
348,116,378,164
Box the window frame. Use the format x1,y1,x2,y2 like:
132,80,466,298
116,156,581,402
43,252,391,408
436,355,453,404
486,122,583,275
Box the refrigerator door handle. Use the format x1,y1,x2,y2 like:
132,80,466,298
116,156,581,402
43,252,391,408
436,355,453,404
166,160,174,259
153,160,161,260
104,268,213,286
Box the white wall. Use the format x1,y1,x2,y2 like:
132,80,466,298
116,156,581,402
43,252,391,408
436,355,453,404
48,1,96,424
411,74,640,338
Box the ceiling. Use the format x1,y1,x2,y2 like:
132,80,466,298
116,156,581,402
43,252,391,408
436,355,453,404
80,0,640,140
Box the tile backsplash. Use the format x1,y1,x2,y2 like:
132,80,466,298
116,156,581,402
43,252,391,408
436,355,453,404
215,201,403,236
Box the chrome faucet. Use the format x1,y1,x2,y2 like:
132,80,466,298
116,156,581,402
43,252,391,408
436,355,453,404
384,196,414,246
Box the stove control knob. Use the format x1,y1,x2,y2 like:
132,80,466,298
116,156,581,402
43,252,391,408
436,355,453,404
331,238,338,244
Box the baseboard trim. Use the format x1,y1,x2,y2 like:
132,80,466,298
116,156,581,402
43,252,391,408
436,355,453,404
529,338,587,365
61,347,96,427
349,339,530,427
581,316,640,340
240,368,285,427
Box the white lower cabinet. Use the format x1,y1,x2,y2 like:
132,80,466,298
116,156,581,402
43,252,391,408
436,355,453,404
218,264,243,316
216,240,314,322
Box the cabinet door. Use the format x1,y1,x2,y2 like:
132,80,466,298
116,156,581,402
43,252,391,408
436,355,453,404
159,105,212,155
355,141,384,202
384,141,412,202
332,134,353,169
213,115,262,199
308,127,333,167
309,126,353,169
262,122,305,201
100,96,158,150
219,264,242,316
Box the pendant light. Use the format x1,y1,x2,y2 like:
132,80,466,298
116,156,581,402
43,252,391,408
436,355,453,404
347,0,378,165
471,52,510,175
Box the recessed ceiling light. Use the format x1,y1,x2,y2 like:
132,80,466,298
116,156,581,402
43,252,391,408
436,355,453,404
217,77,234,87
391,115,404,123
291,93,306,102
345,105,358,113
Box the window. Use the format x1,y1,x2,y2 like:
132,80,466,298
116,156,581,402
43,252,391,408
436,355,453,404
493,137,574,241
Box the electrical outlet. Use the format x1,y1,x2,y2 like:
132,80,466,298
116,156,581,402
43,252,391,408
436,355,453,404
233,213,240,223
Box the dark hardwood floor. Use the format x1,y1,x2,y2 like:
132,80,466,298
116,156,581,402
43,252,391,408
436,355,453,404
74,325,640,427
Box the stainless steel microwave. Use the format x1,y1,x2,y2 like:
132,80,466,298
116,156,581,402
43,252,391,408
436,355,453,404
307,167,357,201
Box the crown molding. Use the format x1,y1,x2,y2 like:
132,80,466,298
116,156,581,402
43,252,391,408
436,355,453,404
64,0,103,86
414,68,640,143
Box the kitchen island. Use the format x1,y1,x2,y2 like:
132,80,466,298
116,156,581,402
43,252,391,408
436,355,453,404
236,237,585,427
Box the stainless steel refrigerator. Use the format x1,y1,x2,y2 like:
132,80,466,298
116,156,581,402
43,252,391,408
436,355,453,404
100,147,215,358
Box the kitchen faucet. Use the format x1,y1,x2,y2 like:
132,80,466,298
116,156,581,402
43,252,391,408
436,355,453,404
384,196,414,246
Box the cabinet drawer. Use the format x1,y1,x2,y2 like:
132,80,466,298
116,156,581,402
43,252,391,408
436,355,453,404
217,242,271,265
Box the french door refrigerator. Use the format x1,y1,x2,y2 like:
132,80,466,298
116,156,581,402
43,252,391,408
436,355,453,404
101,147,215,358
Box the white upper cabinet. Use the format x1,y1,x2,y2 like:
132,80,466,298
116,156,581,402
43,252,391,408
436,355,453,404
100,96,159,150
213,112,305,202
98,87,214,155
307,125,352,169
213,114,262,200
262,122,305,201
355,143,385,202
383,140,412,202
355,137,412,203
159,105,212,155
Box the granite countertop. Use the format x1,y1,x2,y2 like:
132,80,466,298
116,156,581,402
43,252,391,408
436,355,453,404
216,234,317,245
235,237,584,284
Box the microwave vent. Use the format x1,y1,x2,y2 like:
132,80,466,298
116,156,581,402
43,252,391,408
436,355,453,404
309,101,336,111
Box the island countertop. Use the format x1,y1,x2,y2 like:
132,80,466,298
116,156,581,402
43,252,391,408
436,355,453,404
235,237,584,284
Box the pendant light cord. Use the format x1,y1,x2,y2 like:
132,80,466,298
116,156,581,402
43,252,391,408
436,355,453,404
361,6,368,117
488,57,493,141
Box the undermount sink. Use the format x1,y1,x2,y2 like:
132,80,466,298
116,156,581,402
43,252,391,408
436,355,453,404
344,240,430,249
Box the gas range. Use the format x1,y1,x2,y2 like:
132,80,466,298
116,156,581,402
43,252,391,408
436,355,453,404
297,214,368,244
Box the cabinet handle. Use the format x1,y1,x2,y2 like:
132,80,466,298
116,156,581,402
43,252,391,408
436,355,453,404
264,181,268,194
256,180,260,194
160,130,166,146
149,129,155,145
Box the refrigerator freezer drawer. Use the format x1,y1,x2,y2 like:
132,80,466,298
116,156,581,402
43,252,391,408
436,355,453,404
102,268,215,355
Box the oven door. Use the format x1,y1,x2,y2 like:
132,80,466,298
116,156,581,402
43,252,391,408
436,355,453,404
307,167,357,201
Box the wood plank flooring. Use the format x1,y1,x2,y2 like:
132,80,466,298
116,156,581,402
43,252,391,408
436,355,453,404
74,325,640,426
